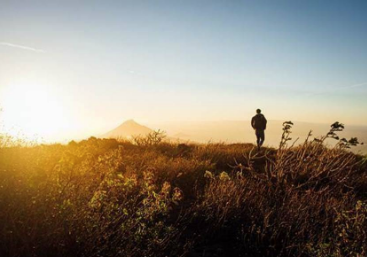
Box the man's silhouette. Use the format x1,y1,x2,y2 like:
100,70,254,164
251,109,267,150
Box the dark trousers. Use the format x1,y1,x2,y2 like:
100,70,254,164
255,130,265,148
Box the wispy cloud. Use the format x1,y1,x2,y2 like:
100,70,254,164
308,82,367,97
342,82,367,89
0,42,45,53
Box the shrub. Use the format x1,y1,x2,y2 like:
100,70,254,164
0,122,365,256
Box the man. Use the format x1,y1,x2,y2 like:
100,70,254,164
251,109,267,150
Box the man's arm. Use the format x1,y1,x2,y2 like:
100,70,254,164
264,116,267,130
251,117,255,129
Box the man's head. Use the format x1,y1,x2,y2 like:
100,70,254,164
256,109,261,114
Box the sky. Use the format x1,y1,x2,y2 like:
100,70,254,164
0,0,367,141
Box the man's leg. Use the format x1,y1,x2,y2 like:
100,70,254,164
260,130,265,146
255,130,261,150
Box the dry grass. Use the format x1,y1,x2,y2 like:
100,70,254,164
0,123,366,257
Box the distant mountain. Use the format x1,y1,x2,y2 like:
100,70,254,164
103,119,153,139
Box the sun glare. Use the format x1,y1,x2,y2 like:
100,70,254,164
0,83,70,141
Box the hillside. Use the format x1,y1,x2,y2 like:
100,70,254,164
150,120,367,153
0,122,366,257
101,119,367,153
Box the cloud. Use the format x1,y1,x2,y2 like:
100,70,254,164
308,82,367,97
0,42,45,53
343,82,367,89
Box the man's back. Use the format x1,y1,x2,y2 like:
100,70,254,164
251,113,267,130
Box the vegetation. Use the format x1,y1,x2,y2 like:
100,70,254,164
0,123,366,257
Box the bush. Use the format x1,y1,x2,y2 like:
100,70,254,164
0,122,365,256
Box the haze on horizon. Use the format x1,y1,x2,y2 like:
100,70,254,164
1,0,367,142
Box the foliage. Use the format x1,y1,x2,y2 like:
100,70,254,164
0,123,366,257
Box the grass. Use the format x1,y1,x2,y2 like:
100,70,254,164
0,122,366,257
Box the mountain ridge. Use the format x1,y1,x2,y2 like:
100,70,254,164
103,119,153,139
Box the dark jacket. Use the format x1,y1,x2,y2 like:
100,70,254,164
251,114,267,130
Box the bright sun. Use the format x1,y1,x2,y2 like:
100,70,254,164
0,83,70,141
